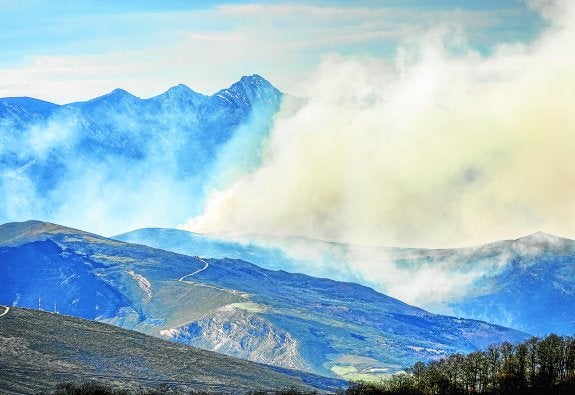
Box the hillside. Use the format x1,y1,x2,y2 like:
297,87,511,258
116,228,575,335
0,306,342,394
0,220,528,381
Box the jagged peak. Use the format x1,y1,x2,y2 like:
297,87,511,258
160,83,206,99
83,88,140,104
167,83,194,93
218,74,278,93
212,74,282,108
232,74,277,91
239,74,269,84
107,88,139,98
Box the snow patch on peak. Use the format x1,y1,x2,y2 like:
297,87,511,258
239,74,268,85
212,74,282,109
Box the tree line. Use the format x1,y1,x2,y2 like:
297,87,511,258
342,333,575,395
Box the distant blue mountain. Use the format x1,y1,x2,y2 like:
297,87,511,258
0,97,59,126
115,227,306,272
444,232,575,335
117,228,575,336
0,220,528,381
0,75,282,234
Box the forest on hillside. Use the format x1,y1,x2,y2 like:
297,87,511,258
345,333,575,395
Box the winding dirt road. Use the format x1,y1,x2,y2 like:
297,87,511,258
178,256,209,282
178,257,240,294
0,306,10,317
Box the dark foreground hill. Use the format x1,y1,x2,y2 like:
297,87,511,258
0,306,343,394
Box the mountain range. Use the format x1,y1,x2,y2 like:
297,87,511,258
0,220,528,382
0,75,282,234
116,228,575,336
1,76,573,390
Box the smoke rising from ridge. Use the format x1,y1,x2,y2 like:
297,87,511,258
185,1,575,249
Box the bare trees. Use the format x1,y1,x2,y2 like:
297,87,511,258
351,334,575,395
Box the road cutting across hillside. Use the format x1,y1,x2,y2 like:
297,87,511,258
178,257,241,294
178,256,209,282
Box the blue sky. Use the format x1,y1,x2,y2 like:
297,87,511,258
0,0,545,103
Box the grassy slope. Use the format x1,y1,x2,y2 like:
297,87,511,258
0,307,344,394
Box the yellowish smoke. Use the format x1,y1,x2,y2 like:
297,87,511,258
185,1,575,248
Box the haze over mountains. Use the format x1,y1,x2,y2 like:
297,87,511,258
1,74,574,390
0,220,528,381
2,0,574,391
0,75,282,235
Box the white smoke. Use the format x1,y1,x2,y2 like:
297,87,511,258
186,1,575,249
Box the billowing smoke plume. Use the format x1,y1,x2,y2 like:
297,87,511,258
186,1,575,249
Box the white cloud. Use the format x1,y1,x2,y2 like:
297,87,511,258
0,2,541,103
217,4,384,18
